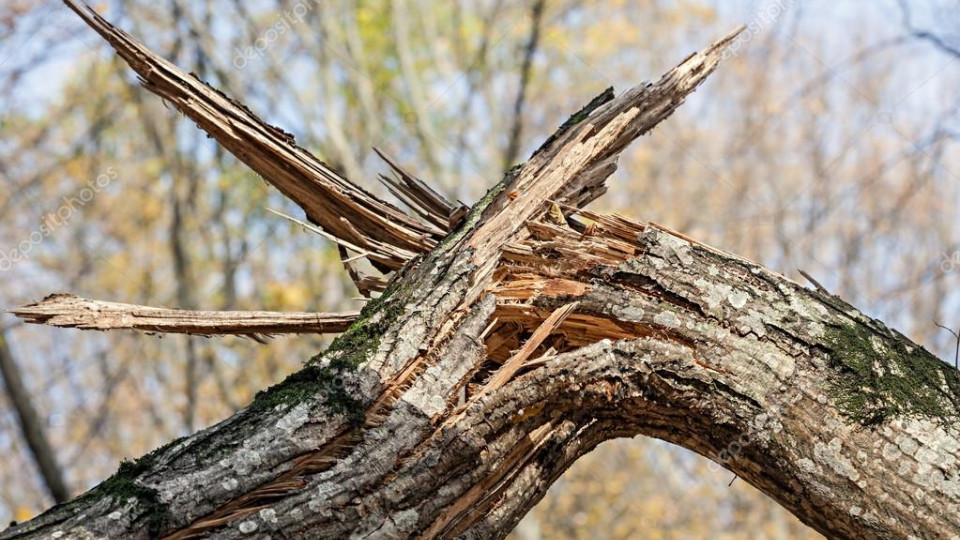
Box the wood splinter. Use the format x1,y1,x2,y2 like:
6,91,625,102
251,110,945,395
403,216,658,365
11,294,359,340
476,302,579,398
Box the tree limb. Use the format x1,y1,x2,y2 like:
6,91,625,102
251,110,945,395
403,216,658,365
12,294,359,340
61,0,438,271
16,23,923,540
466,25,745,267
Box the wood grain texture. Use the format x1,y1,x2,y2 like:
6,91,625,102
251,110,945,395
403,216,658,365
60,1,437,272
12,294,359,339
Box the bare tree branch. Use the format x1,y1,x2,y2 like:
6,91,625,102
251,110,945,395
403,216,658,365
798,268,830,294
934,320,960,370
898,0,960,58
503,0,547,169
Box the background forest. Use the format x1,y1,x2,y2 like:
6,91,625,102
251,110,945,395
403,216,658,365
2,0,960,538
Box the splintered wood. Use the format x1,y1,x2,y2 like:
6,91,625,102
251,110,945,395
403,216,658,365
475,212,649,388
16,11,814,539
374,148,469,234
60,1,444,275
465,24,740,266
475,302,578,398
12,294,359,341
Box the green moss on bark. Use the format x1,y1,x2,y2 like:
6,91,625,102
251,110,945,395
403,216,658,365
94,462,170,537
249,363,364,425
249,281,408,425
65,439,185,538
824,322,960,426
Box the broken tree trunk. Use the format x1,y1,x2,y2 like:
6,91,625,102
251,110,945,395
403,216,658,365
5,3,960,540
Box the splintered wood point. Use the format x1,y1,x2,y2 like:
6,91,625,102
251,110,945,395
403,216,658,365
373,147,468,233
465,25,745,265
12,294,359,339
60,0,437,275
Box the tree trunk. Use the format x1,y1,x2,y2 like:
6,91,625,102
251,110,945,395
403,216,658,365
5,4,960,540
0,331,71,504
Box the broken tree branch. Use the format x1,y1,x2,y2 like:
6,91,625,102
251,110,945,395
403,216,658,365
12,294,359,339
61,0,436,271
466,25,745,266
7,19,877,540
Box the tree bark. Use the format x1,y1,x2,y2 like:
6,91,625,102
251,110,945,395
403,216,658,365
5,4,960,540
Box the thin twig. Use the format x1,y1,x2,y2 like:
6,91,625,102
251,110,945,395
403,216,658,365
798,269,830,294
934,320,960,370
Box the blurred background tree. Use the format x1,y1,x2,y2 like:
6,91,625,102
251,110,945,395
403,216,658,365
1,0,959,537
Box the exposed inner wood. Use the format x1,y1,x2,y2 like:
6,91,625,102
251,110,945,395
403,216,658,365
463,26,742,269
151,217,725,537
476,302,577,398
476,215,654,375
28,22,750,540
61,1,439,274
11,294,359,340
374,147,469,234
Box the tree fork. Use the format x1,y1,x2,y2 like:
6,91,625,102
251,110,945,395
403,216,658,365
5,4,960,540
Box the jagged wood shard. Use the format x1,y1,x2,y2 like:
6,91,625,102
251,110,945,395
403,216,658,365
474,302,578,398
12,294,359,339
374,148,469,233
464,26,745,267
60,0,436,273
